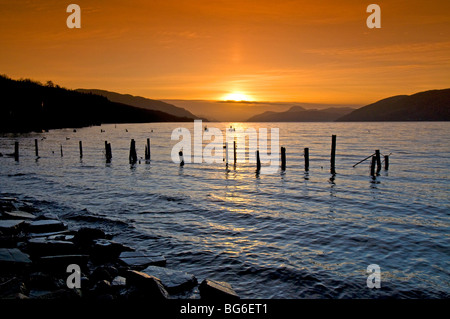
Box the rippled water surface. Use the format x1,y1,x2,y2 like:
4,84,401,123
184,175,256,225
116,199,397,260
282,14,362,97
1,122,449,298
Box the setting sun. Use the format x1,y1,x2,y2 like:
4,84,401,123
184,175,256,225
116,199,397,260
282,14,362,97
222,92,253,102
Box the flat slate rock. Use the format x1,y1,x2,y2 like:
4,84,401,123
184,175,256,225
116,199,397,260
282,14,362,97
29,230,73,238
0,248,32,265
0,220,25,234
142,265,197,293
199,279,239,300
27,238,77,256
2,210,36,220
27,220,67,233
38,255,89,268
119,251,166,269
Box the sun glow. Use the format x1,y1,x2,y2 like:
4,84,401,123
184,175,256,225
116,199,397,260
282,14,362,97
222,92,253,102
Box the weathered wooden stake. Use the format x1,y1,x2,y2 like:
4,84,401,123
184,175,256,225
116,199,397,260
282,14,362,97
375,150,381,173
331,135,336,174
225,142,229,167
370,156,376,176
384,155,389,170
60,145,63,157
105,141,112,162
79,141,83,159
256,150,261,172
14,142,19,161
304,147,309,171
129,139,137,164
35,139,39,157
179,150,184,166
233,140,237,165
281,147,286,171
145,138,151,161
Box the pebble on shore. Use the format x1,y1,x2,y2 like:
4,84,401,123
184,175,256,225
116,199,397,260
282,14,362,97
0,197,239,300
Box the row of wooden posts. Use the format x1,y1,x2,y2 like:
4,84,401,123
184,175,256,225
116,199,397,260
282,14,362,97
11,135,389,175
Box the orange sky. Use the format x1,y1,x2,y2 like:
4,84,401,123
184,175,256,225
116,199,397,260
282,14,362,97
0,0,449,104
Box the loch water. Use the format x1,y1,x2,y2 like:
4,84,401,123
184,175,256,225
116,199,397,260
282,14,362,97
1,122,449,298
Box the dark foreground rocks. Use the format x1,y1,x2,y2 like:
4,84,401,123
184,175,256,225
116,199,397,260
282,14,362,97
0,197,239,300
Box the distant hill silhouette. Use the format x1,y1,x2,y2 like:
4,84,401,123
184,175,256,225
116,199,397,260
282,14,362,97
0,75,193,133
247,105,354,122
76,89,201,120
336,89,450,121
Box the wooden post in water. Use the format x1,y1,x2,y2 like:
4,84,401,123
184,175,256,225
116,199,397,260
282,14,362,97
331,135,336,174
233,140,237,166
179,150,184,166
79,141,83,159
370,156,376,176
375,150,381,174
281,147,286,171
35,139,39,157
60,145,63,157
14,142,19,161
256,150,261,172
384,155,389,170
304,147,309,171
129,139,137,164
225,142,229,167
145,138,151,161
105,141,112,162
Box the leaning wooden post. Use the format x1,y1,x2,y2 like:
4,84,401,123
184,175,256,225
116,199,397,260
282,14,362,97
370,156,376,176
79,141,83,159
179,150,185,166
256,150,261,172
281,147,286,171
129,139,137,164
331,135,336,174
35,139,39,157
60,145,63,157
14,142,19,161
384,155,389,170
375,150,381,173
304,147,309,171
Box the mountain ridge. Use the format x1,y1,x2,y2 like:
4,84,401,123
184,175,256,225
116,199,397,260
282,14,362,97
76,89,201,120
336,89,450,121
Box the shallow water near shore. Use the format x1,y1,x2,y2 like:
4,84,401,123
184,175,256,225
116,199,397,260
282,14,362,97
1,122,449,298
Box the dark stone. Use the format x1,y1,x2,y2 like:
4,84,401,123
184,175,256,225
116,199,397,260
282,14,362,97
0,277,28,298
29,272,64,290
92,280,112,295
119,251,166,270
26,220,67,233
27,238,77,257
90,239,133,262
0,248,32,267
90,265,118,282
125,270,169,300
142,265,197,294
199,279,239,300
75,227,108,245
38,255,89,270
2,210,36,220
47,234,75,241
29,230,74,239
111,276,127,289
0,220,25,235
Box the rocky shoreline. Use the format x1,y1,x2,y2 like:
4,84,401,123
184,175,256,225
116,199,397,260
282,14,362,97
0,197,240,301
